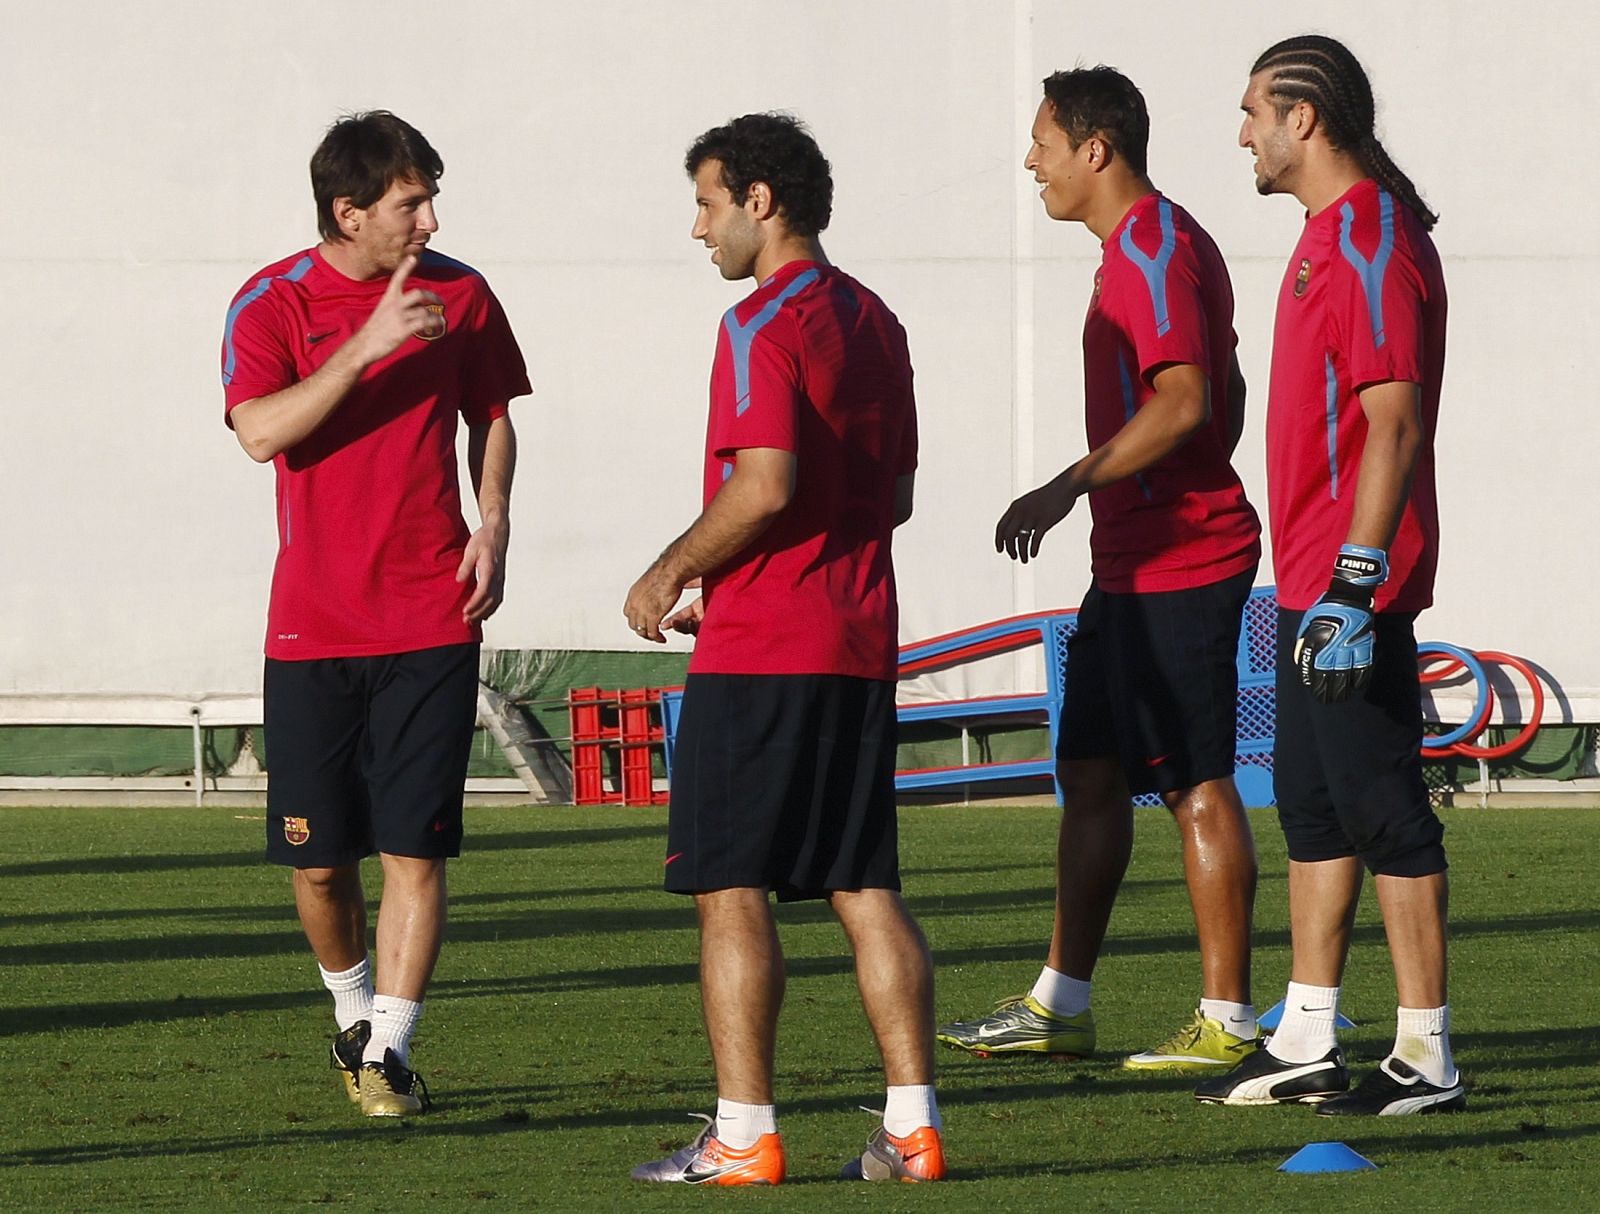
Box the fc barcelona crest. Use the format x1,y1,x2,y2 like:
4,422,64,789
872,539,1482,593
283,816,311,846
416,303,448,341
1294,259,1313,298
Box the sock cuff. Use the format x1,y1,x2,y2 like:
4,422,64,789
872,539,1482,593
372,994,423,1016
318,958,371,988
1031,967,1092,1017
883,1083,942,1135
1396,1004,1449,1034
1284,981,1341,1009
1199,998,1257,1022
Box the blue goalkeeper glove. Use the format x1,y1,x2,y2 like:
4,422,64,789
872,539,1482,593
1294,544,1388,704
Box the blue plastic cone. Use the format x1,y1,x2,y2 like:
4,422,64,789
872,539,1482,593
1257,999,1357,1031
1279,1142,1377,1173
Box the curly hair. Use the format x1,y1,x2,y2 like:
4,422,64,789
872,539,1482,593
684,113,833,237
311,111,444,243
1041,66,1150,176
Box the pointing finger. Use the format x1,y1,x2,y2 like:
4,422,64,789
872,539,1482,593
386,254,418,298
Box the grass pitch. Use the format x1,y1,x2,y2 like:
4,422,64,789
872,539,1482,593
3,804,1597,1211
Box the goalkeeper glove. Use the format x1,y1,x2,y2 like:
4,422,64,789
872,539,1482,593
1294,544,1388,704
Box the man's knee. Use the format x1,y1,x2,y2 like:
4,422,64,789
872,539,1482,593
1058,758,1128,809
293,863,360,894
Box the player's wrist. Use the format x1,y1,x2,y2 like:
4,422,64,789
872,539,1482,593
1324,543,1387,608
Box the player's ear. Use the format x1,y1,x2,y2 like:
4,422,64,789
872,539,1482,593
745,180,777,222
1291,99,1319,142
332,196,363,238
1086,135,1112,173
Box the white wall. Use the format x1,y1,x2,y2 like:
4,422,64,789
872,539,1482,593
2,1,1595,720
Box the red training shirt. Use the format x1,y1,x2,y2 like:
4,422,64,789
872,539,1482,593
1266,178,1446,612
1082,193,1261,593
221,246,532,659
690,260,917,680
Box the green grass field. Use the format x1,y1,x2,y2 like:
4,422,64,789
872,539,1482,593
3,804,1597,1211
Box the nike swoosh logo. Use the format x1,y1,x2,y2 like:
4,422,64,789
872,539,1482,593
1299,1004,1333,1013
306,330,337,344
976,1022,1011,1038
685,1160,756,1184
664,852,683,866
1145,753,1173,767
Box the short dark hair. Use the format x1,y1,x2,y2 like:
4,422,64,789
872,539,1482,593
684,113,833,237
310,111,444,242
1041,66,1150,176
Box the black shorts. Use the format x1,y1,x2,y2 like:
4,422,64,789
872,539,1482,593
1273,609,1445,877
263,643,479,867
665,673,901,902
1057,568,1255,796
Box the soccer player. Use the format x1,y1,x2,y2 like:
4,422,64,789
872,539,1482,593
623,113,942,1185
220,112,530,1116
1195,35,1461,1115
938,67,1264,1076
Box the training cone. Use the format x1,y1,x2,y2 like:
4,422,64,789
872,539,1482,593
1257,999,1358,1031
1278,1142,1378,1174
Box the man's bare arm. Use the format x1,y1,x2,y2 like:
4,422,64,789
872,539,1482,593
1224,350,1247,457
894,472,915,527
457,414,517,624
1344,380,1423,550
995,361,1210,562
624,447,796,641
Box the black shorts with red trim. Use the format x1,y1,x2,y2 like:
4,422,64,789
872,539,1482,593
263,643,479,867
664,673,901,902
1057,567,1255,796
1273,608,1446,877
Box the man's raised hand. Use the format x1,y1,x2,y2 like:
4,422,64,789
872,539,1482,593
354,255,444,364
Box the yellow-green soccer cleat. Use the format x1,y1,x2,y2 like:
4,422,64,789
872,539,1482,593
359,1048,431,1117
936,996,1095,1059
1122,1009,1260,1075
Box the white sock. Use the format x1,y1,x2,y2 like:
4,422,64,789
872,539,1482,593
1393,1004,1457,1086
1199,998,1257,1039
364,994,423,1067
319,958,374,1032
883,1084,941,1138
1266,982,1340,1064
1030,967,1092,1017
714,1098,777,1149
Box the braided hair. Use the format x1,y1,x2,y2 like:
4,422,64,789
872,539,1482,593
1252,35,1438,230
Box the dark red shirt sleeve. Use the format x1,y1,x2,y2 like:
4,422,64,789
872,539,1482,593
458,278,532,425
1331,236,1426,392
710,317,801,458
897,327,919,476
221,293,295,418
1122,255,1213,384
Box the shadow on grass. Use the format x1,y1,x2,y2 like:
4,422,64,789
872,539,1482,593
465,824,662,852
8,1090,1596,1176
0,824,660,883
0,850,263,880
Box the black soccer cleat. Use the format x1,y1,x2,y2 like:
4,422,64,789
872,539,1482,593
1193,1043,1349,1106
330,1020,371,1103
1316,1056,1466,1116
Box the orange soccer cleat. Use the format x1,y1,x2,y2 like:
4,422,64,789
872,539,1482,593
631,1115,786,1185
841,1124,946,1182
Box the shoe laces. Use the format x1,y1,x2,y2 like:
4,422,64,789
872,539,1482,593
364,1057,431,1109
1150,1009,1208,1054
